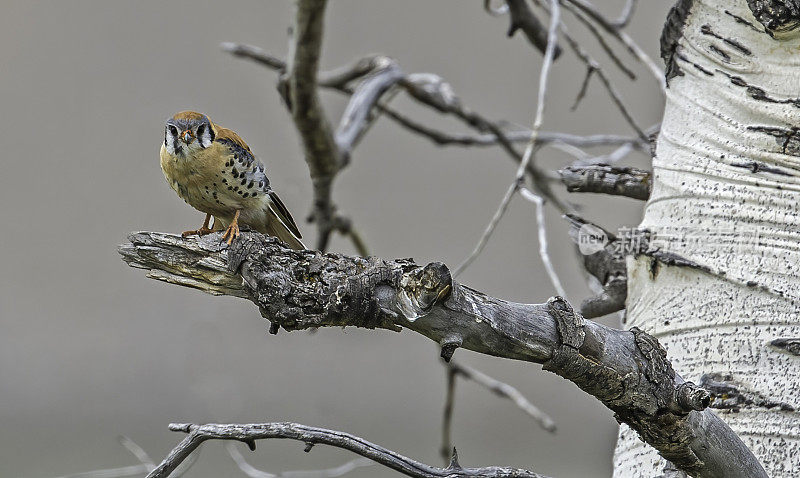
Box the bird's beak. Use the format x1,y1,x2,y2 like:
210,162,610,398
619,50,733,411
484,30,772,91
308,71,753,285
181,130,194,144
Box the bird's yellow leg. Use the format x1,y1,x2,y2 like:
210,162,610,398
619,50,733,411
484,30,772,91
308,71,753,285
221,210,241,245
182,213,214,237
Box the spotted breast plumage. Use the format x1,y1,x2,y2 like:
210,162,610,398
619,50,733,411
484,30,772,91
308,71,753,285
160,111,304,249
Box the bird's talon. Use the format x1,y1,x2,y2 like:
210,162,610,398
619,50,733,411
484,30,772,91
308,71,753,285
222,224,240,245
182,227,214,238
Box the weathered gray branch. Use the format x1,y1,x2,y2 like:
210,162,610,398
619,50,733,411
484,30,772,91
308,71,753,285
222,43,580,213
119,231,767,478
149,422,550,478
559,164,651,200
286,0,341,252
334,59,403,161
224,42,647,154
564,214,630,318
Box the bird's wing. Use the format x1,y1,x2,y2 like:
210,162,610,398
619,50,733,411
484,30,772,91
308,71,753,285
214,125,272,192
213,124,303,241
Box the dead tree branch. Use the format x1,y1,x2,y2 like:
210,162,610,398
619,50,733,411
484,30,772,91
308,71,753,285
222,43,573,213
448,361,556,432
119,231,767,478
285,0,342,252
563,214,630,318
225,42,647,155
562,0,666,89
334,59,403,162
148,422,551,478
559,164,651,200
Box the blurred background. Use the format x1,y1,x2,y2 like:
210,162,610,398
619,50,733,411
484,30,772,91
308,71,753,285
0,1,670,477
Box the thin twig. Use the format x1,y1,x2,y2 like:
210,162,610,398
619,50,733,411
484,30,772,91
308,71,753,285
221,42,647,177
331,215,370,257
553,17,648,142
49,437,199,478
227,443,374,478
563,3,636,80
571,65,596,111
454,181,519,277
146,422,551,478
440,366,458,464
399,73,571,214
455,0,561,277
54,464,152,478
118,436,155,470
519,187,568,299
449,361,556,433
561,0,665,90
612,0,638,29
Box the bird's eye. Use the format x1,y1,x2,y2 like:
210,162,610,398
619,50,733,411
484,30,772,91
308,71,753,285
196,124,205,136
167,125,178,136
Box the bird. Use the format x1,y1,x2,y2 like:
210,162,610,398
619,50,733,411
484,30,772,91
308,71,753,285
160,111,304,249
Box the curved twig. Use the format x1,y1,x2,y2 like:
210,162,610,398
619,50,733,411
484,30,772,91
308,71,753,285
148,422,550,478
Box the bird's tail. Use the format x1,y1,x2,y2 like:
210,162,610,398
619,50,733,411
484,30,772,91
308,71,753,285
262,191,305,250
262,215,306,250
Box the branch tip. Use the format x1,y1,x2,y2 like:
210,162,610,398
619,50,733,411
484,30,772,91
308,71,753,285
447,447,462,470
169,423,193,433
675,382,711,412
440,337,462,363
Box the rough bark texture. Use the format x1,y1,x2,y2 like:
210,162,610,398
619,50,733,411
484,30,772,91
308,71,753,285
559,164,651,200
616,0,800,475
119,231,767,478
286,0,342,251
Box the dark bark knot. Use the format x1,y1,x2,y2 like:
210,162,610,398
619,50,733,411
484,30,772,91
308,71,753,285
542,298,711,474
661,0,696,82
771,337,800,356
397,262,453,321
747,0,800,34
227,233,453,333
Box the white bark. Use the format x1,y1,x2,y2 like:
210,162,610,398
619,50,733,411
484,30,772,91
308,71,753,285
615,1,800,476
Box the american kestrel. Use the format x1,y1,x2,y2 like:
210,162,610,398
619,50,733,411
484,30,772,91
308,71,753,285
160,111,304,249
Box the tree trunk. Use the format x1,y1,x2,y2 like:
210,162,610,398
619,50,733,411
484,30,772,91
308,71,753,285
615,0,800,475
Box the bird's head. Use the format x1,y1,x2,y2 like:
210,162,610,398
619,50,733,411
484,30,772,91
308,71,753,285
164,111,215,156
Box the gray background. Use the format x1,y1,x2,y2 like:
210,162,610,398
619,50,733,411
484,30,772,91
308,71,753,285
0,1,669,477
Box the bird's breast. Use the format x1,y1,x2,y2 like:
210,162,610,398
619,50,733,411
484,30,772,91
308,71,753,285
160,144,238,217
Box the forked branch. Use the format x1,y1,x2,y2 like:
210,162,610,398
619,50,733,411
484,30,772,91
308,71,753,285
119,231,766,478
